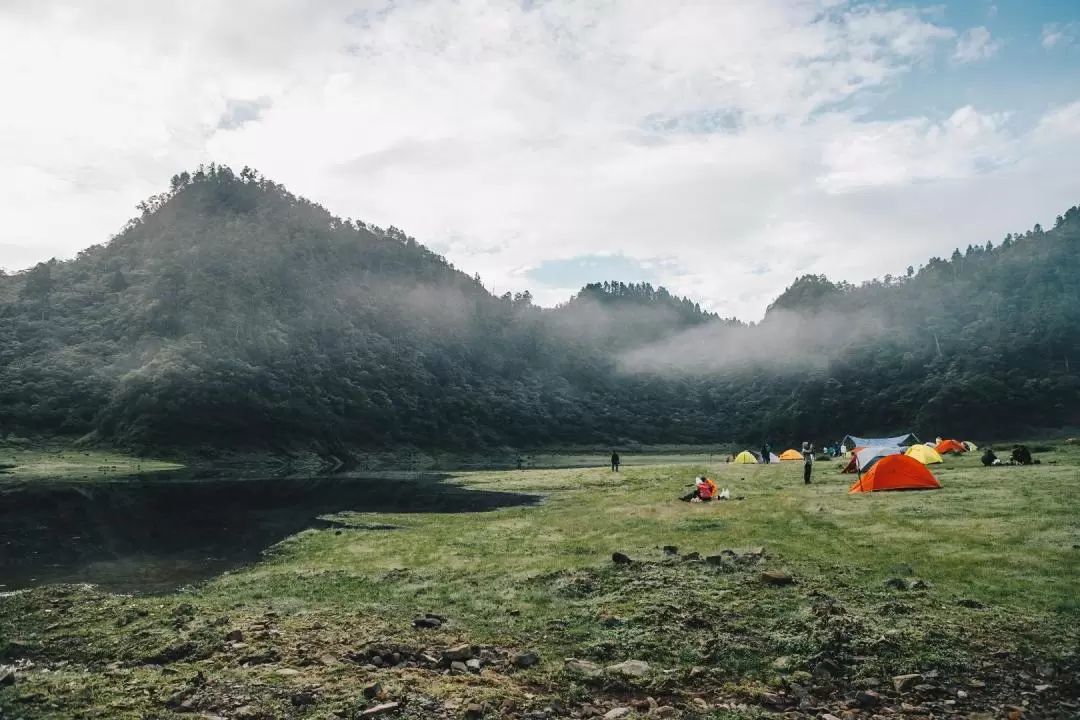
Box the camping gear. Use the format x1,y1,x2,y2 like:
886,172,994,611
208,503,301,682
769,453,780,463
848,455,942,493
962,441,979,452
778,449,802,461
906,444,944,465
935,439,966,455
842,433,919,451
842,446,902,474
733,451,758,464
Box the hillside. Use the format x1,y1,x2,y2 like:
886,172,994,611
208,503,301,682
1,165,1078,457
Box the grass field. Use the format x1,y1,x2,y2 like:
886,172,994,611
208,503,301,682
2,446,1079,719
0,444,183,480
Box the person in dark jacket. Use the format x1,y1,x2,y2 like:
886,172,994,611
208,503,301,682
761,442,771,464
981,448,997,466
801,442,814,484
611,451,620,472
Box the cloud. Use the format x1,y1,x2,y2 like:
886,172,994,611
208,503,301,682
1,1,1079,321
1042,22,1078,50
953,26,1001,63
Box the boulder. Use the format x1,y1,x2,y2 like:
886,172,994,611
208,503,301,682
682,552,701,561
892,674,924,692
564,658,603,678
0,668,15,687
413,617,442,630
363,683,383,700
512,651,540,668
466,659,482,672
443,644,473,661
465,703,484,719
225,629,244,642
655,707,677,718
360,702,400,717
760,570,794,586
450,661,469,675
607,659,650,678
662,545,679,555
771,656,793,671
602,709,632,720
291,692,317,707
612,552,632,564
855,690,882,708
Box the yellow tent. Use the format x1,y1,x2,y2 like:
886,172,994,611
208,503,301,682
962,441,979,452
733,451,758,464
778,449,803,461
906,444,943,465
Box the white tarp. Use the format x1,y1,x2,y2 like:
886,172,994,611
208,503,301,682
854,446,903,472
843,433,918,449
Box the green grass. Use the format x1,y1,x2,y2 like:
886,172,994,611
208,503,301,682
0,444,183,481
2,446,1079,718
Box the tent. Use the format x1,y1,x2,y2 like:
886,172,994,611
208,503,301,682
779,449,803,461
769,453,780,463
848,455,942,493
842,433,919,451
962,441,979,452
906,444,943,465
842,446,902,474
935,439,966,455
733,451,758,464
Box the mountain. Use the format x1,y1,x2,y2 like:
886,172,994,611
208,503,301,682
1,164,1078,459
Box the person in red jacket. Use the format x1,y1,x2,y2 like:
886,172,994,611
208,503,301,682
681,476,718,502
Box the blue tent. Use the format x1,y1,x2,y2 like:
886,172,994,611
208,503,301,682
842,433,919,450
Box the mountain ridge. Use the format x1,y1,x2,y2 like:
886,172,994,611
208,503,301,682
1,164,1078,457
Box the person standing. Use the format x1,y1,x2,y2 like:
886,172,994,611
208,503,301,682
611,451,620,472
761,441,771,464
801,442,814,485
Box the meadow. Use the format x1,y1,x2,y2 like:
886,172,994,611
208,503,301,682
1,446,1078,719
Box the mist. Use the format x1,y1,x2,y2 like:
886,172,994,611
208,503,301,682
615,306,889,376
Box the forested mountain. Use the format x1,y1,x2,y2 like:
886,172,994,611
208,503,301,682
1,164,1078,458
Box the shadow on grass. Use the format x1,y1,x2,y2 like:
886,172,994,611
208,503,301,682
0,472,539,594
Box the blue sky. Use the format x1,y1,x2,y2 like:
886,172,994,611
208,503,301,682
2,0,1080,319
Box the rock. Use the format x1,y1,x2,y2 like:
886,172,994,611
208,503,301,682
275,668,301,676
291,692,316,707
892,674,924,692
363,682,383,700
607,659,650,678
692,697,709,709
910,579,932,591
1035,684,1051,692
465,703,484,719
360,702,401,717
413,616,442,629
450,661,469,675
663,545,679,555
564,658,603,678
957,690,969,699
772,656,793,671
225,629,244,642
370,656,385,667
760,570,794,586
512,651,540,668
580,704,602,718
235,707,259,719
0,668,15,687
956,598,987,609
705,555,727,566
855,690,882,708
655,707,677,718
466,659,482,672
883,577,909,590
682,552,701,561
612,552,632,564
602,709,632,720
443,644,473,661
823,715,842,720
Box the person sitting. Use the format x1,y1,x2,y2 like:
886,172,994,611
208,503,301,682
1011,445,1033,466
981,448,997,467
681,476,718,502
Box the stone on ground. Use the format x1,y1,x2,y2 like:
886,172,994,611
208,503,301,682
564,658,603,678
760,570,794,586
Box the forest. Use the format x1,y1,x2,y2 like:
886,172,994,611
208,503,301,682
1,164,1078,458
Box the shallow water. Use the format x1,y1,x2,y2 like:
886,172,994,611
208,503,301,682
0,473,538,594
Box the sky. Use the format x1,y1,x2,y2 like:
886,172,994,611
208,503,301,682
1,0,1079,320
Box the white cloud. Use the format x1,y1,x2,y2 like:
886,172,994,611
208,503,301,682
953,26,1001,63
1042,22,1078,50
1,1,1078,319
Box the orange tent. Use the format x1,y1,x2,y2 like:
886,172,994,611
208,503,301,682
935,439,966,455
778,449,803,461
848,454,942,494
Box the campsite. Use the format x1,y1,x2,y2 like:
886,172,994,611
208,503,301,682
2,440,1078,719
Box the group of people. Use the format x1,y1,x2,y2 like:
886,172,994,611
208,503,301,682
981,444,1039,467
